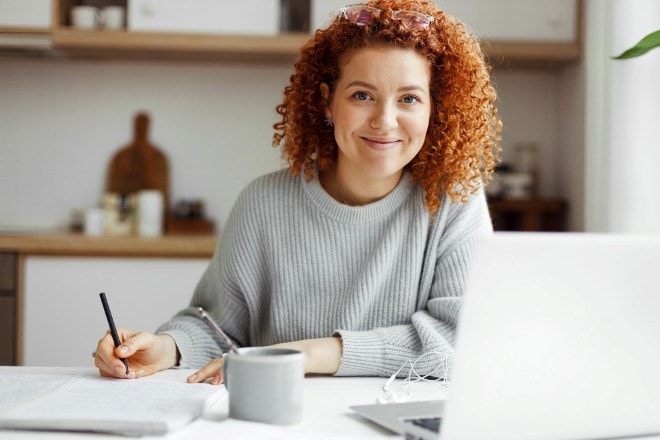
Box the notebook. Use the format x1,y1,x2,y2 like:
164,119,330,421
352,232,660,440
0,369,224,436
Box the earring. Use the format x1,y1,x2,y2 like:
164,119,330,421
325,116,334,127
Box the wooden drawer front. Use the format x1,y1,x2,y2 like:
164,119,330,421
0,296,16,365
0,253,16,292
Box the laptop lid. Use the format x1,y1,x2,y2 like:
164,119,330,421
441,232,660,440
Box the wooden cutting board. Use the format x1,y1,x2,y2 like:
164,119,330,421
106,112,170,226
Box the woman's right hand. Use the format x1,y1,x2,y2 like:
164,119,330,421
94,328,179,379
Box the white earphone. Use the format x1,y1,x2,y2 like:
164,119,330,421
376,372,410,404
375,351,450,405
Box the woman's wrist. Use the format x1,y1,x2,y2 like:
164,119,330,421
299,337,343,375
271,336,343,375
158,334,181,370
311,336,343,374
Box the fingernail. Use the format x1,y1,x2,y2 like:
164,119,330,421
125,369,142,379
188,373,198,382
116,366,127,376
119,345,129,354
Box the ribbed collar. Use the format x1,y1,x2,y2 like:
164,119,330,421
301,169,416,225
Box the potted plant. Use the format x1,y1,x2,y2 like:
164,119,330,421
612,30,660,59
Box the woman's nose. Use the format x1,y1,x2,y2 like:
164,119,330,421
370,103,397,131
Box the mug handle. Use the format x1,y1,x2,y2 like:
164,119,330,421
222,353,231,391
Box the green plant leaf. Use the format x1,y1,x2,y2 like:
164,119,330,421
612,30,660,59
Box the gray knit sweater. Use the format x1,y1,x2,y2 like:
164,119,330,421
157,169,492,377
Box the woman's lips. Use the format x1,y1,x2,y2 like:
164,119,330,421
361,136,401,151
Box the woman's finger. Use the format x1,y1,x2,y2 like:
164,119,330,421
187,357,224,384
95,328,147,379
94,333,128,378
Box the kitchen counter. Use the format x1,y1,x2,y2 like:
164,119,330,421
0,232,218,258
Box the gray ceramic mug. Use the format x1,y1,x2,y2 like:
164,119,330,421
223,347,305,425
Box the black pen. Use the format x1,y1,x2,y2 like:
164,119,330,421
99,292,129,375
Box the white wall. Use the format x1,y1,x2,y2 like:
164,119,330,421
0,57,568,232
584,0,660,233
0,59,291,231
492,70,562,199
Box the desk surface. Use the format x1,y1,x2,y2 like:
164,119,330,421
0,367,448,440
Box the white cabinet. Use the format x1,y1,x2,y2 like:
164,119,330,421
0,0,52,29
23,256,210,367
311,0,578,42
438,0,578,42
127,0,280,35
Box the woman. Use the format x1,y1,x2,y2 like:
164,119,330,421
94,0,501,383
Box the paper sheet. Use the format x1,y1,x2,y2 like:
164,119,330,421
0,373,225,436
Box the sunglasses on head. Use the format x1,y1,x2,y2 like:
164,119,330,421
338,4,434,30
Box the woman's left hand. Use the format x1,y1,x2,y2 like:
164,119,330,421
187,336,343,384
186,357,224,385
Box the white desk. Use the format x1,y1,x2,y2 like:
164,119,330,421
0,367,448,439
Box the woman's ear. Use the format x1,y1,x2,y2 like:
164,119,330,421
320,83,332,120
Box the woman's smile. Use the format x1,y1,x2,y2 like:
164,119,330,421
360,135,401,151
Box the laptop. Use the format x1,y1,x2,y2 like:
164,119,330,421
351,232,660,440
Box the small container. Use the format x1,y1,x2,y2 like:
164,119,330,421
502,172,533,199
136,190,164,237
514,142,539,196
84,207,105,236
102,193,136,236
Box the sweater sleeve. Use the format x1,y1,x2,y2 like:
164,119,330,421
155,250,242,370
155,188,254,370
333,190,493,378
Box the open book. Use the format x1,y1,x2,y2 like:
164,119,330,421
0,369,224,436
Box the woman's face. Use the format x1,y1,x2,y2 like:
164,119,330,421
324,46,432,184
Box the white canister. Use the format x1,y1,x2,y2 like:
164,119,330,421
136,190,164,237
502,172,533,199
101,6,126,30
84,207,105,236
70,5,101,29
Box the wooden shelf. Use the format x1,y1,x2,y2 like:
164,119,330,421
1,0,582,66
46,28,580,66
50,29,310,63
0,233,217,258
483,40,581,69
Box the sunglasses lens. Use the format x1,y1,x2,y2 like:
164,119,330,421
344,5,379,25
340,5,433,30
394,11,432,29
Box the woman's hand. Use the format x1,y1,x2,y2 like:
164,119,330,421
186,357,224,385
186,336,343,385
94,328,179,379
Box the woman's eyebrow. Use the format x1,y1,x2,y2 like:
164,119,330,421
345,80,377,90
345,81,428,93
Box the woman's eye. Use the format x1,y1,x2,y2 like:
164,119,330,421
353,92,370,101
401,95,420,104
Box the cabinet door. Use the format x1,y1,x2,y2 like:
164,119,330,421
438,0,578,42
0,0,52,29
311,0,578,42
23,256,210,367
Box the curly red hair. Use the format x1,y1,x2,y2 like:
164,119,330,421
273,0,501,213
